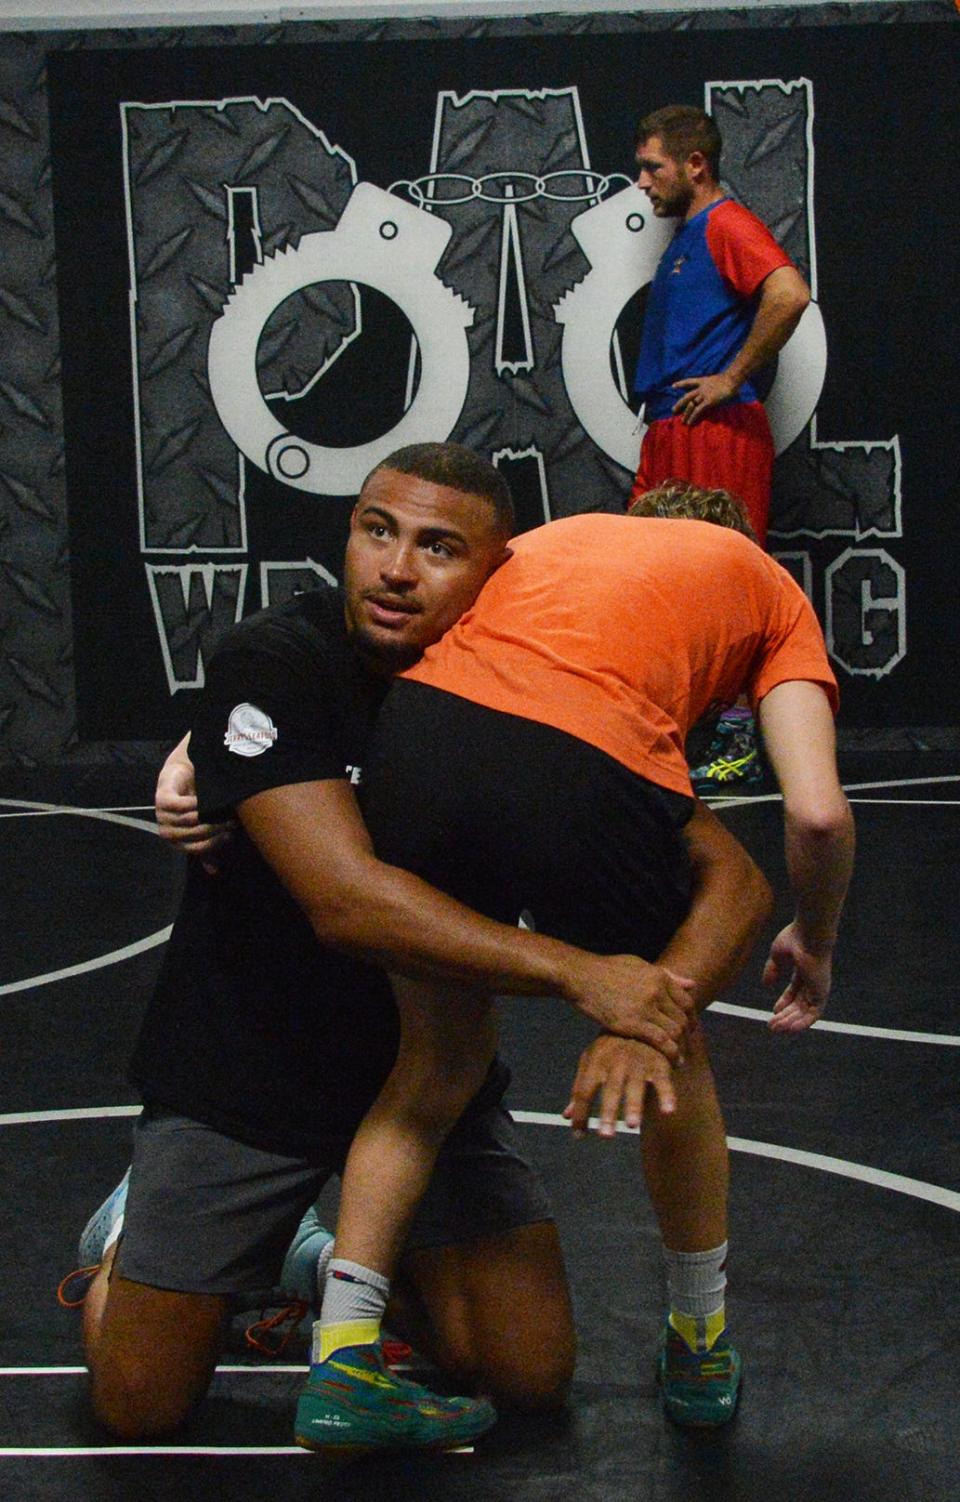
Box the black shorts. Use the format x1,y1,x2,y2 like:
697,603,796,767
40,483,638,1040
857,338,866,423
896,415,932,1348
362,682,694,960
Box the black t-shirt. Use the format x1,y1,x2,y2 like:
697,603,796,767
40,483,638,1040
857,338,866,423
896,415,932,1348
130,585,505,1157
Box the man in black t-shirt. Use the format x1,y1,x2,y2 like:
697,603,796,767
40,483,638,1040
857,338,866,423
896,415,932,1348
129,583,405,1156
81,443,770,1445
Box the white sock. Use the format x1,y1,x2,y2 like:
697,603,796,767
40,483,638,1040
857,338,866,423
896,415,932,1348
664,1241,728,1352
312,1258,390,1364
314,1236,335,1302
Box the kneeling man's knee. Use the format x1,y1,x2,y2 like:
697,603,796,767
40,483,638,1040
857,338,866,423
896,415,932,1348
437,1313,575,1411
90,1357,198,1440
86,1279,228,1439
482,1335,575,1411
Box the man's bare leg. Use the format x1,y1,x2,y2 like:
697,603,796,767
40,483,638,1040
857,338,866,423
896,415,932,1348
295,980,507,1451
84,1243,230,1439
331,980,499,1276
640,1024,739,1425
309,976,573,1417
640,1023,728,1252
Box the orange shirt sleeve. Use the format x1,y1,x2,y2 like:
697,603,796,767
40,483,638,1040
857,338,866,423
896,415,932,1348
749,565,839,714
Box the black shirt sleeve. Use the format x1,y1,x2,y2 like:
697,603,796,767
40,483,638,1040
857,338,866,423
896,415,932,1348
191,615,349,820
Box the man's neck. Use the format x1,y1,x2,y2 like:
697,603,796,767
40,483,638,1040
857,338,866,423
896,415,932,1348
683,184,725,223
346,625,421,683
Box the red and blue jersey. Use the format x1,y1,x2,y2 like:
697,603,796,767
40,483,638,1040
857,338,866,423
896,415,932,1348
633,198,793,422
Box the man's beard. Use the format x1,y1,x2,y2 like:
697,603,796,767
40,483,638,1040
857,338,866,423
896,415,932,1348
655,178,694,218
350,624,423,676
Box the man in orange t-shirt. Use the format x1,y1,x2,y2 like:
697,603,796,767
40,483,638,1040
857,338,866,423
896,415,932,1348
395,514,836,796
360,508,853,1427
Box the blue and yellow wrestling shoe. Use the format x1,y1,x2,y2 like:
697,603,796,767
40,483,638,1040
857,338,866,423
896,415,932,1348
294,1340,497,1456
657,1321,742,1428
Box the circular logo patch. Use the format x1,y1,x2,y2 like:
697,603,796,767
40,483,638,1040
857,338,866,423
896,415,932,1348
224,703,278,758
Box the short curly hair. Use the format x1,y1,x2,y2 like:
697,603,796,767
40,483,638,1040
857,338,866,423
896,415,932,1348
627,479,757,543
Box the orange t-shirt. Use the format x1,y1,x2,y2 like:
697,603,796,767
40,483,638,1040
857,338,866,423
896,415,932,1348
402,515,838,797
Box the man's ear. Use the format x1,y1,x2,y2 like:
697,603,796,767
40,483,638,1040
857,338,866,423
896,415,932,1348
489,543,513,577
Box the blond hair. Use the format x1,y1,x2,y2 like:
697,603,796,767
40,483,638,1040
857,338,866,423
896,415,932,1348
627,479,757,543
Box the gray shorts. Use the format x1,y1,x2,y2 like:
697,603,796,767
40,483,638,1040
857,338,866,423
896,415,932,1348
116,1102,552,1297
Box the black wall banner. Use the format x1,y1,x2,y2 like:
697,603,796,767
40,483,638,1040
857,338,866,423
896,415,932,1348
40,13,959,743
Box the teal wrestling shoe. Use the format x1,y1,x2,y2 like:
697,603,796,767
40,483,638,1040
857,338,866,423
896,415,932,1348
657,1320,742,1427
295,1340,496,1455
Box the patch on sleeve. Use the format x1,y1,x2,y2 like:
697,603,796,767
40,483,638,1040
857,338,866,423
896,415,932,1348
224,702,278,758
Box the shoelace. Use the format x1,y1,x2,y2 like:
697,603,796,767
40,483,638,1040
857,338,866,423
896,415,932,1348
665,1336,734,1382
245,1301,311,1356
56,1270,414,1374
56,1266,99,1308
244,1305,412,1368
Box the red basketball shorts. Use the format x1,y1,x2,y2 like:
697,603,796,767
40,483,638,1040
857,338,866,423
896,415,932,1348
629,400,773,547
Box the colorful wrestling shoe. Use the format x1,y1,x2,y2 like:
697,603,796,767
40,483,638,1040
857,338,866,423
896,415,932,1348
77,1169,130,1266
657,1320,742,1428
690,714,763,794
294,1340,496,1455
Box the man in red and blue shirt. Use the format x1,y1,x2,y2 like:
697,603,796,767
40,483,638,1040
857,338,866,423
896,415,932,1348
630,105,810,548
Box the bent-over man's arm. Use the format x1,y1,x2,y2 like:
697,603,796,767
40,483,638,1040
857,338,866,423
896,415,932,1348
657,799,773,1011
757,678,855,1031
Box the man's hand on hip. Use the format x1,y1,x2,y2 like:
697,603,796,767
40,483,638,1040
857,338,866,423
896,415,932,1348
671,372,739,425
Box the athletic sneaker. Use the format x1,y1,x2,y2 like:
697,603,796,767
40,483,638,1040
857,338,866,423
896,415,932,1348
77,1170,130,1266
294,1340,496,1455
690,716,763,794
657,1321,742,1427
278,1204,334,1307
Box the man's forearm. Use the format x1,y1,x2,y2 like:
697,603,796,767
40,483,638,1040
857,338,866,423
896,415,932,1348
563,803,773,1135
723,266,810,393
238,779,696,1046
304,840,583,998
758,680,855,958
784,800,855,955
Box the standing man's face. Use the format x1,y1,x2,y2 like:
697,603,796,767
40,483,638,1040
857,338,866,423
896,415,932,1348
635,135,694,218
343,467,511,673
